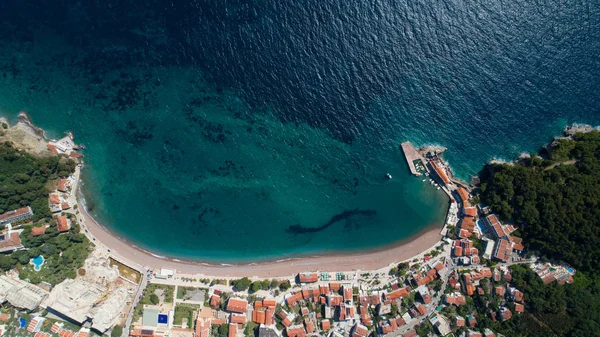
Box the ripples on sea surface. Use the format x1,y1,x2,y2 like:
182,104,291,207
0,0,598,261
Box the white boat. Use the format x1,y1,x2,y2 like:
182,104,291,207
437,187,440,190
386,173,392,179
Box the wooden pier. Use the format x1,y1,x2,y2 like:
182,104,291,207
400,142,426,176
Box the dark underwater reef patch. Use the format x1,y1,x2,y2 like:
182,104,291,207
286,209,376,234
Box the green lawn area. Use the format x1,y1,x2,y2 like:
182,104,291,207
173,304,201,327
133,284,175,322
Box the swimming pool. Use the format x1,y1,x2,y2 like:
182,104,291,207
19,317,26,328
30,255,45,271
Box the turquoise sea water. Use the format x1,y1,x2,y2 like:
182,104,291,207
0,1,599,262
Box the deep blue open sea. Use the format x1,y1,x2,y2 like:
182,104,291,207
0,0,599,262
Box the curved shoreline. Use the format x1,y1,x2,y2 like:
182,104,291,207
4,112,445,278
77,183,443,278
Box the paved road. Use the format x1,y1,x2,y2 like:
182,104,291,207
122,271,148,337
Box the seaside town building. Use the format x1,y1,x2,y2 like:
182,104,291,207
0,229,24,253
0,206,33,225
0,274,49,310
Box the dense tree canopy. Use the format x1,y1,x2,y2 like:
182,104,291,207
481,131,600,273
479,131,600,336
0,142,76,221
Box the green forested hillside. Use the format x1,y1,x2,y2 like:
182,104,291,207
0,141,76,221
480,131,600,336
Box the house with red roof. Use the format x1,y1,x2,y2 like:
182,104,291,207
230,314,246,325
492,239,512,262
195,318,211,337
57,178,70,193
515,303,525,313
226,298,248,314
31,226,47,236
228,323,237,337
287,292,303,307
499,307,512,321
0,206,33,225
456,187,470,202
464,207,477,217
444,292,466,306
343,286,353,301
57,215,70,232
286,325,306,337
298,273,319,283
210,294,220,308
384,287,409,301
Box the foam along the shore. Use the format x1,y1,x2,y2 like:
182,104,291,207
77,188,442,278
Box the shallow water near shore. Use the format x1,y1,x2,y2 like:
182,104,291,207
0,1,599,261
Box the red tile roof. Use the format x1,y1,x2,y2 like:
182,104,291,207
499,308,512,321
51,323,63,334
0,206,32,222
430,161,451,185
226,298,248,313
304,319,315,333
495,286,506,297
57,215,69,232
59,330,75,337
287,292,303,306
61,202,70,210
49,194,60,205
486,215,506,238
416,276,432,287
231,314,246,324
515,303,524,313
286,325,306,337
0,230,22,250
464,207,477,217
385,287,409,300
70,151,83,159
457,187,469,202
343,286,353,301
31,226,46,236
493,239,512,262
195,318,211,337
460,217,476,232
228,323,237,337
210,295,220,307
57,179,69,192
415,303,427,316
298,273,318,283
328,294,343,306
321,320,330,331
454,246,464,257
329,283,341,292
47,144,59,154
263,299,276,307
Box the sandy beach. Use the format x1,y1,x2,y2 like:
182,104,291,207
78,188,443,278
